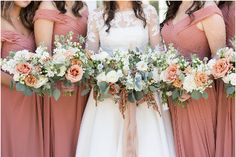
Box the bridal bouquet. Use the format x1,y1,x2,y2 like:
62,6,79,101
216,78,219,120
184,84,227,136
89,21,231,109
155,45,213,105
1,48,52,96
90,48,161,116
208,47,236,96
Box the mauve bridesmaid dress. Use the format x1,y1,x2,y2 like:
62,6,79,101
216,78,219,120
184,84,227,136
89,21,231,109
215,2,235,157
1,30,44,157
161,5,222,157
34,9,88,157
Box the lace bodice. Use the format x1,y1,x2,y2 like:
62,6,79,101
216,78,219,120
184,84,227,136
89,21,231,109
86,4,160,55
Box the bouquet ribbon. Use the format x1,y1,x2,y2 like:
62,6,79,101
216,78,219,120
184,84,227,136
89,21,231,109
120,90,161,157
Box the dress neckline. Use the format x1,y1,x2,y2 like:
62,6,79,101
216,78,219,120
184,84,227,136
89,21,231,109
170,5,217,27
2,30,33,39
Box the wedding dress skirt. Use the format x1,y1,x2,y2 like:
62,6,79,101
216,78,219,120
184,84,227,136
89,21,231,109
76,92,176,157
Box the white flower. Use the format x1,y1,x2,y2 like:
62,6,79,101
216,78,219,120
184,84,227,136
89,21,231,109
96,72,107,83
152,68,160,82
106,70,120,83
52,53,67,64
46,70,55,77
13,50,32,61
13,73,20,81
224,73,236,86
183,74,197,92
207,59,216,69
1,59,17,74
117,70,123,78
136,61,148,71
34,76,48,88
57,66,67,77
222,75,230,84
91,51,109,61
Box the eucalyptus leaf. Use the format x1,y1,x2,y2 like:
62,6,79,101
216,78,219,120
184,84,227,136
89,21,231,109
53,88,61,101
172,89,179,100
16,83,26,92
226,86,235,95
128,92,136,103
134,91,144,101
81,88,90,96
98,82,109,94
24,87,33,96
202,91,208,99
191,91,202,99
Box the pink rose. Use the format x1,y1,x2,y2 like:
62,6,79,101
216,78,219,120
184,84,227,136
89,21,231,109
65,65,84,83
16,63,32,74
212,58,232,79
166,64,179,82
194,72,209,87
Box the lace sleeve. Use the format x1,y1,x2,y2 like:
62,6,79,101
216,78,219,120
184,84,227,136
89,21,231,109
85,10,100,54
145,5,162,49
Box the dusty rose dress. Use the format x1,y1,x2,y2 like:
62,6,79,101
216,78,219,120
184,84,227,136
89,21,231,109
1,30,44,157
215,2,235,157
34,9,88,157
161,5,222,157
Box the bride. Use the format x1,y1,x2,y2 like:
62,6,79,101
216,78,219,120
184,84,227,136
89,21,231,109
76,1,175,157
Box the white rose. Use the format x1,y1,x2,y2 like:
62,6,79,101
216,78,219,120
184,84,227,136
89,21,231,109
52,53,67,64
91,51,109,61
34,76,48,88
207,59,216,69
58,66,67,77
106,70,119,83
136,61,148,71
1,59,17,74
183,74,197,92
228,73,236,86
14,50,32,61
96,72,107,83
222,75,230,84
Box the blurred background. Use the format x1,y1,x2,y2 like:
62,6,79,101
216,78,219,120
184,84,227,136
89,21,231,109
86,1,167,23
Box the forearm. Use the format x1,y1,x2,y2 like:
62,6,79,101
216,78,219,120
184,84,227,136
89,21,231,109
1,71,12,86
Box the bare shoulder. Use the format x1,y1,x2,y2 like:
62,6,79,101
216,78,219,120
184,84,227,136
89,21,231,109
38,1,57,10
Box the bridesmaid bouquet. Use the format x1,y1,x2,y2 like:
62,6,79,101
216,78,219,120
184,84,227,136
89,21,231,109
1,48,52,96
156,45,213,105
44,32,93,98
90,48,161,116
208,47,236,96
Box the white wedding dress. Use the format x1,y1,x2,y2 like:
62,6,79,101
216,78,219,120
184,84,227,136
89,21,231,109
76,4,176,157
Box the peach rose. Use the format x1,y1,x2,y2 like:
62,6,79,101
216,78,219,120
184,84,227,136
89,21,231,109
24,74,37,87
70,58,82,65
173,78,182,88
16,63,32,74
194,72,209,87
65,65,84,83
166,64,179,82
212,58,232,79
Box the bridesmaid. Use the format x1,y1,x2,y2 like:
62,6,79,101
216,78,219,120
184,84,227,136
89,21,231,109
161,1,226,157
1,1,43,157
215,1,235,157
34,1,88,157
